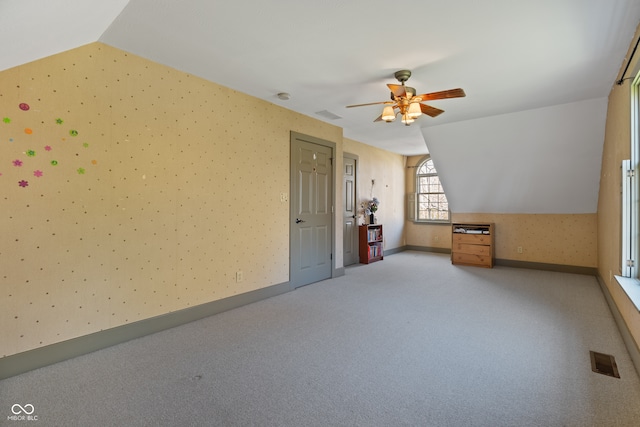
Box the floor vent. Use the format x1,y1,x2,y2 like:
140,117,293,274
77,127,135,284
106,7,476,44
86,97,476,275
590,351,620,378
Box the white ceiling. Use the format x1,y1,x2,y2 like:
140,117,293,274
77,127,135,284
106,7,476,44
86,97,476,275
2,0,640,213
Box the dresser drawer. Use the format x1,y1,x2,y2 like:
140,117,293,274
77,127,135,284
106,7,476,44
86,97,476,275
452,252,492,267
453,233,491,245
453,242,490,256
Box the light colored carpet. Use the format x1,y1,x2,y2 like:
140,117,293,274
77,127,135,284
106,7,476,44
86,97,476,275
1,251,639,426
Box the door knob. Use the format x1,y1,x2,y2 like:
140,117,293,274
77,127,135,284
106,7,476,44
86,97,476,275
295,218,305,224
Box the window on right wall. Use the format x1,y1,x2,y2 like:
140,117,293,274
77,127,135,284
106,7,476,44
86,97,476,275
616,69,640,312
622,71,640,278
413,156,450,222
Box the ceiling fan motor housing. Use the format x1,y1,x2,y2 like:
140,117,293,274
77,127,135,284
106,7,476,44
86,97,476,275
394,70,412,83
391,70,414,99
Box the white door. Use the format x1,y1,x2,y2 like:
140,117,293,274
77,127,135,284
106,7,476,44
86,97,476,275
290,132,333,288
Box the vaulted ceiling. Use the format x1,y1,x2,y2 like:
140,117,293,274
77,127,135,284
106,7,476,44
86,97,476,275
3,1,640,213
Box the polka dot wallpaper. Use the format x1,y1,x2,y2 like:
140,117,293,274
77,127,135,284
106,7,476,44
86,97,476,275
0,43,343,357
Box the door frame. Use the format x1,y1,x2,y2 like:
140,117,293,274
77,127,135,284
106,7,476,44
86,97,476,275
289,131,337,289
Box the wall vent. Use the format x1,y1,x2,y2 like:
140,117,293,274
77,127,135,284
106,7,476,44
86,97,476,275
590,351,620,378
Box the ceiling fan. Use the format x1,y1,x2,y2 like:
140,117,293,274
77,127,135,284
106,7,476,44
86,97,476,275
346,70,466,125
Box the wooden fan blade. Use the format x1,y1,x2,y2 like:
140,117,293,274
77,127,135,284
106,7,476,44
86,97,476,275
420,103,445,117
387,84,406,98
414,88,466,102
346,101,394,108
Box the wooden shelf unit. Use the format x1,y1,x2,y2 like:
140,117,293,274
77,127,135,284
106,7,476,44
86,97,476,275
451,222,494,268
359,224,384,264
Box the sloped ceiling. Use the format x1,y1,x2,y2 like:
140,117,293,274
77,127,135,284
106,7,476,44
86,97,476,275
2,1,640,213
0,1,130,71
423,98,608,213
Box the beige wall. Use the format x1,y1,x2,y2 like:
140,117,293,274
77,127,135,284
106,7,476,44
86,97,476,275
0,43,346,357
598,24,640,350
343,138,406,250
405,156,598,268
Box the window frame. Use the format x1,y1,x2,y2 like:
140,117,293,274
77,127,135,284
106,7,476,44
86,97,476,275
622,72,640,278
614,68,640,314
412,155,451,224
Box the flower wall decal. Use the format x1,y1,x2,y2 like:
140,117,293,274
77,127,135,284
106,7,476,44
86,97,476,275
3,108,98,189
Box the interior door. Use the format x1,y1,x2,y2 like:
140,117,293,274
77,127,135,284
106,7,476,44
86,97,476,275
290,132,334,288
343,155,358,266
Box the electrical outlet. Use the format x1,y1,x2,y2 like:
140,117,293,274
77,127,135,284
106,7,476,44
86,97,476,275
517,246,523,254
236,271,243,282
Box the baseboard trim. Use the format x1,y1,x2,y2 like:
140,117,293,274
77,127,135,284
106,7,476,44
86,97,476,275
383,245,411,256
0,281,291,381
402,246,597,275
495,259,597,276
596,275,640,378
404,245,451,254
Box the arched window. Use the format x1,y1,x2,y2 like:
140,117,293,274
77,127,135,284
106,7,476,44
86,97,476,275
415,156,450,222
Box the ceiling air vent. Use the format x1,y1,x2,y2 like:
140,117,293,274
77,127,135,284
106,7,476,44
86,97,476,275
315,110,342,120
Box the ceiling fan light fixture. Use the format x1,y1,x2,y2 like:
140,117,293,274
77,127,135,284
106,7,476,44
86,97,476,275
381,105,396,122
408,102,422,119
401,113,414,125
